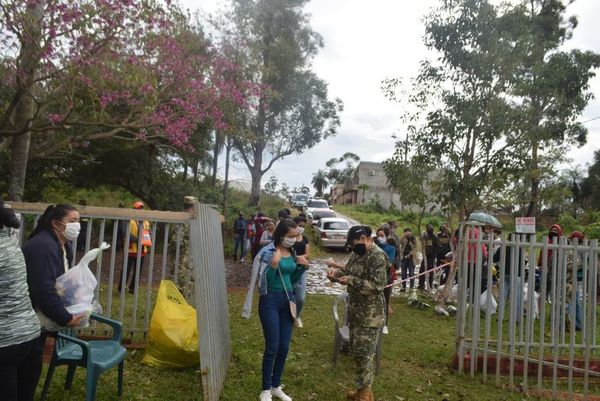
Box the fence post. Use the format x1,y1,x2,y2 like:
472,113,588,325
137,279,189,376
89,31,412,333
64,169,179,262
189,203,232,401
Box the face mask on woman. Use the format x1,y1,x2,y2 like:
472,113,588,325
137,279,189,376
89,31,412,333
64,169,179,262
282,237,296,248
61,221,81,242
377,236,386,245
297,227,305,235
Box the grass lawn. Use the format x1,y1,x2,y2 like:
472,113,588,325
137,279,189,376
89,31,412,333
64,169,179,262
38,290,550,401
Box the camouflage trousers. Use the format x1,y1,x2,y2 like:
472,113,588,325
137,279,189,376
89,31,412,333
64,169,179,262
350,325,380,388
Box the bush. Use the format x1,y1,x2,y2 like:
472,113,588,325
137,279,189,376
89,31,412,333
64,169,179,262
557,213,582,235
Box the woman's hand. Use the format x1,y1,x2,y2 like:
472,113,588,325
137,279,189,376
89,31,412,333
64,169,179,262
337,276,350,285
270,249,282,268
296,255,309,268
326,267,339,281
67,314,87,327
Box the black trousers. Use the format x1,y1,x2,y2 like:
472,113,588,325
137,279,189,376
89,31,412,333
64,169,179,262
120,255,145,292
0,336,44,401
418,255,436,289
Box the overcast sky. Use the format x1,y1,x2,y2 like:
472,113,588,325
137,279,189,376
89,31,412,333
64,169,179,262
187,0,600,193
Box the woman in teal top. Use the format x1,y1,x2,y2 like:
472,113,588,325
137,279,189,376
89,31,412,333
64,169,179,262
258,219,308,401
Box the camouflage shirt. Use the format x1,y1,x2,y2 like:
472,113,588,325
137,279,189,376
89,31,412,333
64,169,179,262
336,244,388,328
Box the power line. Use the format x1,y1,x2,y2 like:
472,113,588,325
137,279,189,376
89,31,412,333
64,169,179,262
581,115,600,124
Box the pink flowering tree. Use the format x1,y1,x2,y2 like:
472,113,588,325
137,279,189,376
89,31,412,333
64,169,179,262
0,0,257,201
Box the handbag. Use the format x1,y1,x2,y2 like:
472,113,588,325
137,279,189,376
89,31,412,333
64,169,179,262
277,267,298,322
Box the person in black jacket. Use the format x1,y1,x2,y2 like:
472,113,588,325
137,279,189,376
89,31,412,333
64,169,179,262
21,204,86,397
494,232,531,321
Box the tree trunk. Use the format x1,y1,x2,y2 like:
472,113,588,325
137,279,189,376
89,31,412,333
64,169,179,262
249,166,262,207
222,137,232,216
212,140,219,187
192,160,198,184
526,140,539,217
8,133,31,201
183,161,188,181
249,145,263,207
7,1,44,201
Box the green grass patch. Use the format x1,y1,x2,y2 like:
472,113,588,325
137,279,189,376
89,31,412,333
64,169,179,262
38,291,599,400
334,204,447,232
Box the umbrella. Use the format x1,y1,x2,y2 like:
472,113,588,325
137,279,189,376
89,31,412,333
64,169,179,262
468,212,502,229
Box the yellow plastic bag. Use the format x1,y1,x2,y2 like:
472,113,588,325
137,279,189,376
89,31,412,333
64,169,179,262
142,280,199,368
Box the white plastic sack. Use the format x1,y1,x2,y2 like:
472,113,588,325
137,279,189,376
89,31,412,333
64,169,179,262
55,242,109,327
523,283,540,320
479,289,498,315
437,284,459,303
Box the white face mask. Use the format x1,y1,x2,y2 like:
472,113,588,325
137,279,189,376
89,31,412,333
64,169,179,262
297,227,305,235
282,237,296,248
63,222,81,242
378,237,386,245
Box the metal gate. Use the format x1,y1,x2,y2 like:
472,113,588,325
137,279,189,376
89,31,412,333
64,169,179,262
9,201,231,401
455,223,600,400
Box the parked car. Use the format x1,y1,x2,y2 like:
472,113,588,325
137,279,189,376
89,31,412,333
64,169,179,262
304,198,331,219
314,217,351,249
311,209,336,225
290,193,310,209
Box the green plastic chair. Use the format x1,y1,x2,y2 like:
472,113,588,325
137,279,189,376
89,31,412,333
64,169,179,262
40,313,127,401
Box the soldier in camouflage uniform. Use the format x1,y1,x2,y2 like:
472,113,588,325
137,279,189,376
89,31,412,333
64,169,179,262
327,225,388,401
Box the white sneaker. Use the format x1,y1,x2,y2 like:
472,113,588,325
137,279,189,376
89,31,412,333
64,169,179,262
259,390,273,401
295,318,303,328
270,386,292,401
382,325,389,335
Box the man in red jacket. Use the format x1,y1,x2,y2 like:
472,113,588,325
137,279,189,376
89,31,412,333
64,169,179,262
538,223,563,300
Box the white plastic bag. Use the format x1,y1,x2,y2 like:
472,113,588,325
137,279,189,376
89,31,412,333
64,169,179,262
480,289,498,315
523,283,540,320
55,242,109,327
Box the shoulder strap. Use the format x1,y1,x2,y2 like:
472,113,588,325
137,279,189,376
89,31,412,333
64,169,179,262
277,266,293,302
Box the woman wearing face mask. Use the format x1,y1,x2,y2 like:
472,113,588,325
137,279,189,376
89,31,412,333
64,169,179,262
21,204,86,381
291,216,310,329
248,218,309,401
0,200,42,401
260,220,276,248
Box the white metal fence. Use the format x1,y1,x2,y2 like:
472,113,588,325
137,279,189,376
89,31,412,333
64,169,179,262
9,201,230,401
455,223,600,400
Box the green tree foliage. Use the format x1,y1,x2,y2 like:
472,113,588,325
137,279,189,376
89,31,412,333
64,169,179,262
385,0,518,219
581,150,600,211
383,154,439,232
263,175,279,196
384,0,599,219
225,0,343,206
311,169,329,197
325,152,360,186
503,0,600,217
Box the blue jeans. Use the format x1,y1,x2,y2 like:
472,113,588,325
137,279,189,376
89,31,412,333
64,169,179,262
401,258,415,289
294,272,307,318
259,292,295,390
567,282,583,331
233,233,245,259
